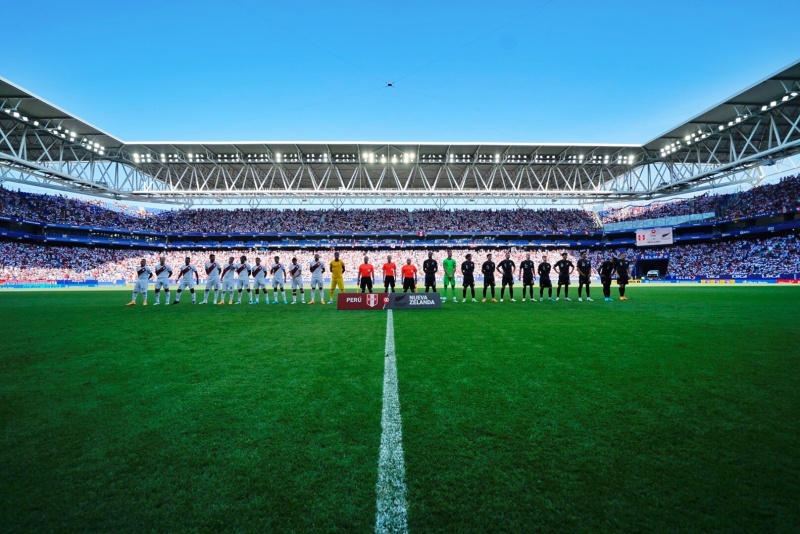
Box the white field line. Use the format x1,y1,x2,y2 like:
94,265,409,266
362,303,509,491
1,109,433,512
375,309,409,533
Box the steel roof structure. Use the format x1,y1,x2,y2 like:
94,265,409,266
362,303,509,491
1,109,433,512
1,60,800,207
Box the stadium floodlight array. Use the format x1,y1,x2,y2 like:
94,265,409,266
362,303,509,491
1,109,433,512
659,89,800,158
2,108,106,155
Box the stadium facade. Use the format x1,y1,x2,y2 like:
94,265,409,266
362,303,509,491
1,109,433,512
1,62,800,208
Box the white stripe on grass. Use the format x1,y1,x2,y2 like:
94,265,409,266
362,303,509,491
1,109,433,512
375,309,409,533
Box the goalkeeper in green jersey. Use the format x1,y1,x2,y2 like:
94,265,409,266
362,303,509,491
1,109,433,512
442,250,458,302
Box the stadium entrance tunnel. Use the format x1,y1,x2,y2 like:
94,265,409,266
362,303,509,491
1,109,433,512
635,259,669,278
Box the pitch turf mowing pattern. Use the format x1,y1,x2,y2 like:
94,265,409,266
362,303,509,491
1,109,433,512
396,287,800,532
0,291,386,532
1,287,799,532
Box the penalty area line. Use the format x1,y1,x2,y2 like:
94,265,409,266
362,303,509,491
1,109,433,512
375,309,409,533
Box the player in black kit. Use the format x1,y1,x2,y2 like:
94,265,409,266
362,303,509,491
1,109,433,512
497,251,516,302
598,254,616,301
616,252,631,300
538,255,553,301
520,253,536,302
461,253,477,302
576,251,593,302
481,253,497,302
422,252,438,293
554,252,575,301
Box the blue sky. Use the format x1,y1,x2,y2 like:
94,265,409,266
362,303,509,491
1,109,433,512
4,0,799,144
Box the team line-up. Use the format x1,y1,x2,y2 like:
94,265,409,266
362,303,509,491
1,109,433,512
126,250,634,306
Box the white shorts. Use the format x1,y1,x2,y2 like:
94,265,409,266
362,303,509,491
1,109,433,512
237,279,250,290
310,277,324,289
135,280,149,293
253,280,268,290
272,279,285,289
179,279,196,291
223,279,236,292
154,280,170,290
291,278,303,290
205,278,220,290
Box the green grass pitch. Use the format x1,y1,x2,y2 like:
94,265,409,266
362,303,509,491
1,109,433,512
1,286,799,532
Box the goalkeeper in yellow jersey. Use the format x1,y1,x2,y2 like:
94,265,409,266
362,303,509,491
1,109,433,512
442,250,458,302
328,252,346,303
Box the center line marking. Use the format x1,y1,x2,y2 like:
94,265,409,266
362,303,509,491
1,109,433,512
375,309,409,533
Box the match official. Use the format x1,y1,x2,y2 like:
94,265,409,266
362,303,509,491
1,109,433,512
401,259,418,293
358,256,375,293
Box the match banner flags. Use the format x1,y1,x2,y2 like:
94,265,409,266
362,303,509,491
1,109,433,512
635,227,674,247
386,292,442,309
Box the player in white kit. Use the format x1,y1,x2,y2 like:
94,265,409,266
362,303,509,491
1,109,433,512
308,253,325,304
173,256,200,304
200,253,222,304
126,259,153,306
270,255,288,304
251,257,269,304
234,255,253,304
288,257,305,304
153,256,173,305
220,256,237,305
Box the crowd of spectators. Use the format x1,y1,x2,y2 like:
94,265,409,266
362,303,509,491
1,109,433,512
0,244,630,282
1,186,600,234
410,209,598,233
2,173,798,235
323,209,415,232
602,174,800,224
3,236,798,283
0,243,143,282
666,235,800,278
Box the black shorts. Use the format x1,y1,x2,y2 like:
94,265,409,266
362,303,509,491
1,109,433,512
403,277,416,291
617,276,630,286
579,275,591,284
600,277,612,286
360,278,373,290
483,277,495,287
384,275,395,288
539,276,552,288
502,275,514,286
462,276,475,287
425,275,436,287
523,276,534,286
558,277,570,286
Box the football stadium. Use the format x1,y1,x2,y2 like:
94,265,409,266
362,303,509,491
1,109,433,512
2,3,800,532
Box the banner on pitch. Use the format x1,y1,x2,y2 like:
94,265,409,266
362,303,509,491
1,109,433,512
635,227,674,247
386,292,442,309
337,292,391,310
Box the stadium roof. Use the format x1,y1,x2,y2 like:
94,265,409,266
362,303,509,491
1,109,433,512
1,60,799,206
